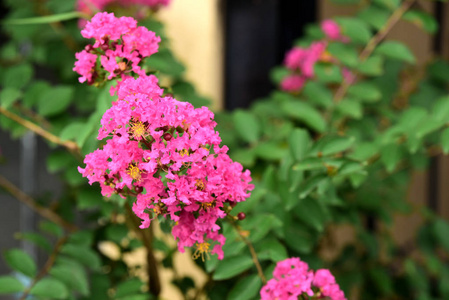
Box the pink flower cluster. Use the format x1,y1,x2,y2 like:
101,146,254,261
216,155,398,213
321,20,349,43
260,257,346,300
280,19,350,93
73,12,160,85
76,0,171,17
78,75,254,259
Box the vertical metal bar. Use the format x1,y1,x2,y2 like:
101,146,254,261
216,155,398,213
20,132,37,261
428,1,445,212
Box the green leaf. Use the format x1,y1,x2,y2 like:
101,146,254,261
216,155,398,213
321,136,356,156
145,48,185,77
50,259,89,296
30,278,69,299
270,67,289,84
39,221,63,237
375,41,416,64
441,128,449,154
299,174,328,199
38,85,74,117
431,96,449,122
77,186,103,210
284,224,316,254
293,157,325,171
115,278,144,298
288,128,311,161
403,10,438,34
358,6,390,30
380,144,402,173
415,118,444,139
373,0,400,10
0,276,24,294
336,17,372,44
16,232,52,253
227,275,262,300
314,63,343,84
0,88,22,108
3,249,37,277
233,110,260,143
294,197,330,232
281,101,326,132
336,98,363,119
348,82,382,102
47,150,73,173
244,214,282,243
59,122,85,141
255,141,288,161
255,239,288,262
327,43,358,67
433,219,449,252
4,11,84,25
23,81,51,107
61,244,101,270
303,81,333,108
1,64,33,89
213,255,253,280
358,55,384,76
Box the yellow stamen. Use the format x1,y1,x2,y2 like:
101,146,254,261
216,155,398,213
130,120,146,139
127,164,141,181
195,179,205,191
180,149,189,157
192,242,210,261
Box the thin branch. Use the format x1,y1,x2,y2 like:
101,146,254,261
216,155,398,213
333,0,417,104
0,107,80,154
125,203,161,297
20,236,68,300
229,218,266,284
0,174,78,232
13,102,52,129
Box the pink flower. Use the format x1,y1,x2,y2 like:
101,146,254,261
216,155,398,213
260,258,347,300
79,76,254,260
280,75,306,93
73,50,97,83
321,19,350,43
74,13,160,85
283,41,327,78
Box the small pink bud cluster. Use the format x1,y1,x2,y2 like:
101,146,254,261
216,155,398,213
260,257,346,300
76,0,171,17
280,19,351,93
78,75,254,260
73,12,160,85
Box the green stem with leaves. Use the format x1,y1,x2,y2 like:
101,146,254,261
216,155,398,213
19,236,68,300
333,0,417,104
0,174,78,232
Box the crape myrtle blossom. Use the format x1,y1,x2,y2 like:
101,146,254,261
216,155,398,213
73,12,160,86
260,257,346,300
280,19,351,93
78,75,254,259
321,19,349,43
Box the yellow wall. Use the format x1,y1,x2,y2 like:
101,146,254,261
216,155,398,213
158,0,224,110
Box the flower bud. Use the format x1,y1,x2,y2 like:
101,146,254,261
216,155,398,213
237,212,246,220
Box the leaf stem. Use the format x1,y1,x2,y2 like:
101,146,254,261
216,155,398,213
0,174,78,232
19,236,68,300
0,107,80,155
229,218,267,284
125,203,161,296
333,0,417,103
